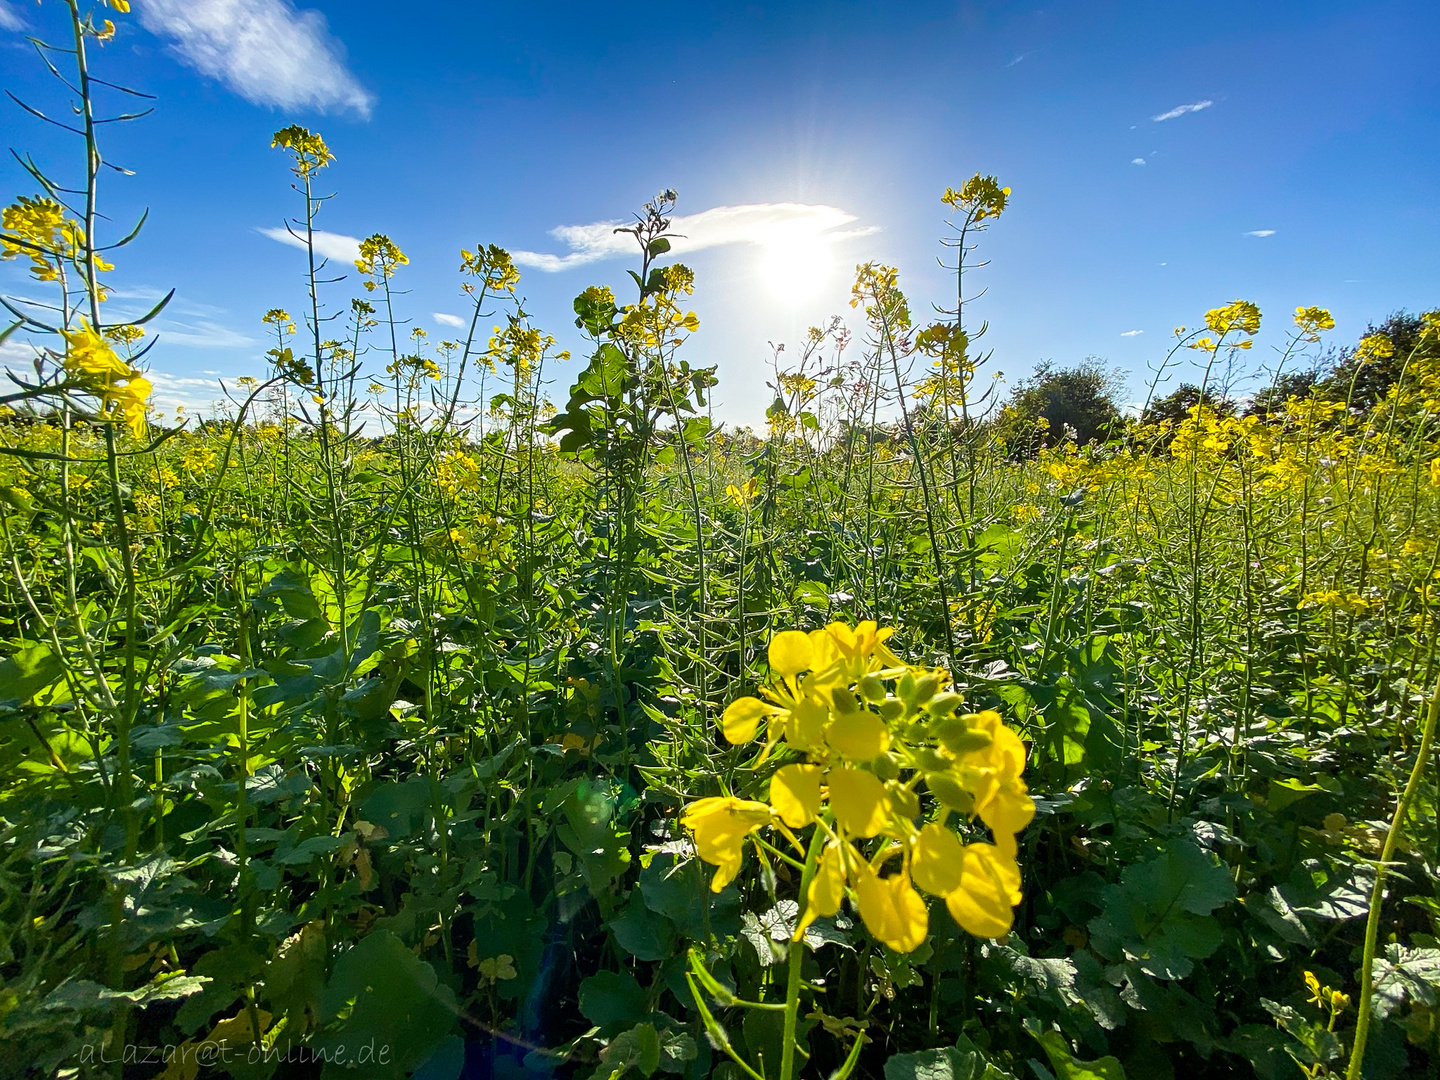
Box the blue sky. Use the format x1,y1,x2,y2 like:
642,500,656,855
2,0,1437,425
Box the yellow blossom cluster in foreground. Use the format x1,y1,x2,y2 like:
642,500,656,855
683,622,1034,953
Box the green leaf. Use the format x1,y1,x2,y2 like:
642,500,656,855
611,896,676,961
317,930,456,1078
885,1040,1014,1080
1087,840,1233,980
0,644,65,705
1030,1029,1127,1080
578,969,646,1036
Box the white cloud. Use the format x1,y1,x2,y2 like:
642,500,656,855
432,312,465,328
0,1,26,31
512,202,879,272
1120,329,1144,337
1152,100,1213,122
1006,53,1029,67
153,320,257,348
136,0,372,116
258,225,361,264
1131,158,1146,166
1244,229,1276,238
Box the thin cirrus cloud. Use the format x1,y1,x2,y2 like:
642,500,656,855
1120,330,1144,337
1245,229,1277,238
512,203,879,272
1152,100,1213,122
135,0,372,117
432,313,466,328
0,0,25,31
258,225,362,264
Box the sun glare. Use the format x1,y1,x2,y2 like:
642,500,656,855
756,234,839,303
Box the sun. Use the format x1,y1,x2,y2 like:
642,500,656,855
756,233,840,303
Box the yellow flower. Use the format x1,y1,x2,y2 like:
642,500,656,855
721,696,779,744
825,709,890,761
271,125,333,178
944,843,1021,939
910,822,967,896
941,174,1011,223
852,863,928,953
828,767,887,838
797,841,849,935
770,764,823,828
681,796,773,892
768,630,813,678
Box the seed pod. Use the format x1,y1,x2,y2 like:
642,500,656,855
926,692,962,717
886,782,920,820
944,728,994,754
925,771,974,814
858,674,886,703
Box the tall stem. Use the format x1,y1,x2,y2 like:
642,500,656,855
1345,676,1439,1080
780,827,826,1080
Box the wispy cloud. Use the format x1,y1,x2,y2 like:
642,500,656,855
1152,100,1213,122
513,203,878,272
1120,329,1144,337
432,312,465,328
0,1,26,31
136,0,372,116
1244,229,1276,238
1131,158,1146,166
1006,52,1030,67
258,225,361,264
152,320,257,348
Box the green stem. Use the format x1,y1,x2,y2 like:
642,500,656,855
780,826,826,1080
1345,676,1440,1080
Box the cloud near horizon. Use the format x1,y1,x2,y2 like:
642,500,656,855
512,203,879,272
136,0,373,117
258,225,362,264
1152,100,1213,122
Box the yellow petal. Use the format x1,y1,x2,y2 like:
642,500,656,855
979,780,1035,836
770,764,823,828
768,630,814,678
944,842,1021,939
808,627,841,673
722,697,774,744
910,822,966,896
783,696,829,750
829,768,888,838
853,864,928,953
826,710,890,761
682,797,772,892
797,840,847,936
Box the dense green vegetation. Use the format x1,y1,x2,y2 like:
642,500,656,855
1,5,1438,1079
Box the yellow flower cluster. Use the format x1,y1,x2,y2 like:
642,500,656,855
461,245,521,295
850,263,911,330
941,174,1011,223
60,322,151,437
271,125,333,178
355,234,409,290
1191,300,1262,352
2,196,113,286
683,623,1034,953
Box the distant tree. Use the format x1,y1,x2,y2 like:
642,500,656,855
996,358,1122,457
1141,383,1237,428
1245,366,1324,418
1319,310,1439,409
